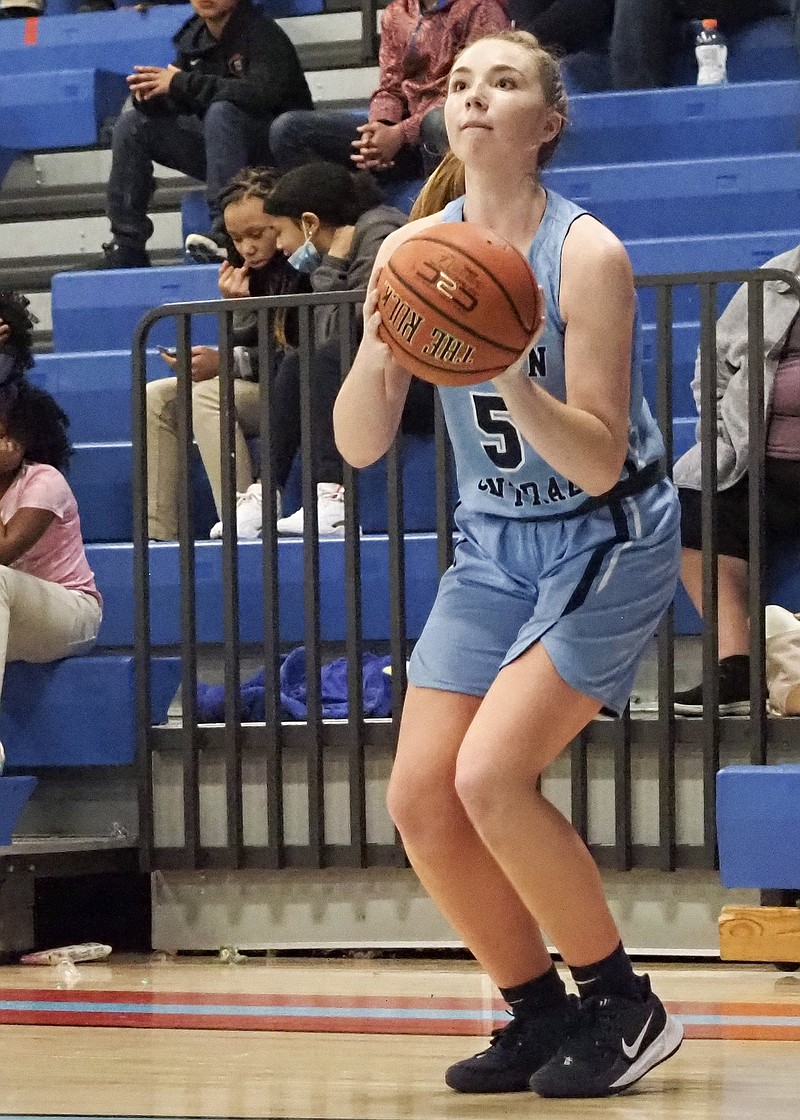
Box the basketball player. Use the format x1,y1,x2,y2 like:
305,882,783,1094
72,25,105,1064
333,29,683,1098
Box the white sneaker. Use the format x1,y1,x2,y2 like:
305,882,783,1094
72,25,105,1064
209,484,281,540
276,483,347,538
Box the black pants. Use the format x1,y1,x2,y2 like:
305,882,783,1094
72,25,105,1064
679,458,800,561
270,337,435,489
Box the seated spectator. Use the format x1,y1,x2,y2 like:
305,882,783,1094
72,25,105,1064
147,167,304,540
611,1,797,90
509,1,614,90
261,160,433,537
94,0,312,269
269,0,510,185
0,293,103,775
672,244,800,715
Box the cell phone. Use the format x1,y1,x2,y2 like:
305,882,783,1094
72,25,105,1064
157,346,177,357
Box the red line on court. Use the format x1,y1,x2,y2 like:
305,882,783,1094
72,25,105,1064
23,17,39,45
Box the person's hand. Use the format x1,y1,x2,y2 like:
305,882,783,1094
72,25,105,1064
127,64,180,102
218,261,251,299
357,281,393,370
327,225,356,260
491,287,547,392
160,346,220,382
352,122,404,170
0,318,9,345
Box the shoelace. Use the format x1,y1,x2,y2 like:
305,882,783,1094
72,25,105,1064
565,997,632,1060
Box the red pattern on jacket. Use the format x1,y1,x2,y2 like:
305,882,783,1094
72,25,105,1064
370,0,511,146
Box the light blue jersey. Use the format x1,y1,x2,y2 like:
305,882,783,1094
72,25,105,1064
437,191,665,520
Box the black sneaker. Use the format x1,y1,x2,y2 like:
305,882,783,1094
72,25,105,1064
674,653,750,716
530,976,683,1098
185,232,228,263
445,996,577,1093
87,242,151,270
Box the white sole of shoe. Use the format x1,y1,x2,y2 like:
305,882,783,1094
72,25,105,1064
674,700,751,717
609,1013,684,1092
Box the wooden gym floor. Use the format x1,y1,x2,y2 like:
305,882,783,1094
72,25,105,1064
0,955,798,1119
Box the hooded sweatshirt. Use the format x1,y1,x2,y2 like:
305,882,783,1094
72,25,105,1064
369,0,511,146
135,0,312,121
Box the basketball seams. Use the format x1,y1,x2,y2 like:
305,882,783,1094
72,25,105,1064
383,259,523,358
405,230,540,336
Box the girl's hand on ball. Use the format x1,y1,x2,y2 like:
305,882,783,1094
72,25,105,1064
492,287,546,390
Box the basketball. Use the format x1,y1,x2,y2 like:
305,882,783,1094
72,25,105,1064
376,223,543,387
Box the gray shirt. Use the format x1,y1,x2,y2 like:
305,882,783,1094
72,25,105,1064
672,244,800,492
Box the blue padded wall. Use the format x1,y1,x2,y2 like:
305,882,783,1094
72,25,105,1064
717,765,800,888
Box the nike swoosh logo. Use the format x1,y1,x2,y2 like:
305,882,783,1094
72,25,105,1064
622,1011,654,1060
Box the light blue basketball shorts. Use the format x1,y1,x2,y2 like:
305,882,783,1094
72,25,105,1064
408,479,681,715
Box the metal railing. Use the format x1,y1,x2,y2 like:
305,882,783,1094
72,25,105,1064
132,269,800,874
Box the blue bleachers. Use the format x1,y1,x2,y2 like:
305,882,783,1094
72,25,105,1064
557,81,800,168
0,68,127,150
51,264,220,352
717,765,800,888
0,655,181,767
546,153,800,240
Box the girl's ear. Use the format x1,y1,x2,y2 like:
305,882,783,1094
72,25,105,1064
300,211,321,240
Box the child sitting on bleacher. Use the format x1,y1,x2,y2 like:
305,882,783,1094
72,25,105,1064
147,167,304,540
259,160,433,537
0,294,103,763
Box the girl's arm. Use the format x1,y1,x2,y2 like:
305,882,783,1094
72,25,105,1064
333,215,442,468
0,507,56,566
492,217,635,497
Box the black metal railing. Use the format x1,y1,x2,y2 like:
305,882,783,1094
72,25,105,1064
132,269,800,874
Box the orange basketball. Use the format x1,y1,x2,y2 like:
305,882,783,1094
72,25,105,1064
376,223,543,387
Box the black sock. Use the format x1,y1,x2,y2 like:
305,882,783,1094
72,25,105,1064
569,942,643,1002
500,963,568,1017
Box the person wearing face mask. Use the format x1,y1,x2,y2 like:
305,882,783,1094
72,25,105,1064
0,293,103,774
259,160,433,537
146,167,305,541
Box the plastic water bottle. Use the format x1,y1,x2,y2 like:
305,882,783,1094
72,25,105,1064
695,19,728,86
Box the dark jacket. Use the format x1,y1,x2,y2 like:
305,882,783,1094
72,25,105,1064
136,0,312,120
508,0,614,54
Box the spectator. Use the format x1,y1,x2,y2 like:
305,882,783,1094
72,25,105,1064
269,0,510,185
146,167,304,541
260,160,433,537
611,1,797,90
0,293,103,776
673,244,800,715
509,1,614,90
95,0,312,269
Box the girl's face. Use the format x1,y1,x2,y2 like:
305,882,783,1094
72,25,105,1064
268,214,316,257
224,196,278,269
445,39,562,171
0,419,23,475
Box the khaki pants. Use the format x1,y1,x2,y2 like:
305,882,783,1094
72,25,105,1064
0,567,102,696
146,376,262,540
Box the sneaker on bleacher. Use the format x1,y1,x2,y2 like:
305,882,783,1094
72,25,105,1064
209,484,279,540
276,483,349,538
90,242,151,270
185,233,228,264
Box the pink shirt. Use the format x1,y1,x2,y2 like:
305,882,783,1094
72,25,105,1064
0,462,102,604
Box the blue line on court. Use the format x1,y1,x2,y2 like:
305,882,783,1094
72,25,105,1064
0,998,799,1028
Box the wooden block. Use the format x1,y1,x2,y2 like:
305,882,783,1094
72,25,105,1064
719,905,800,963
